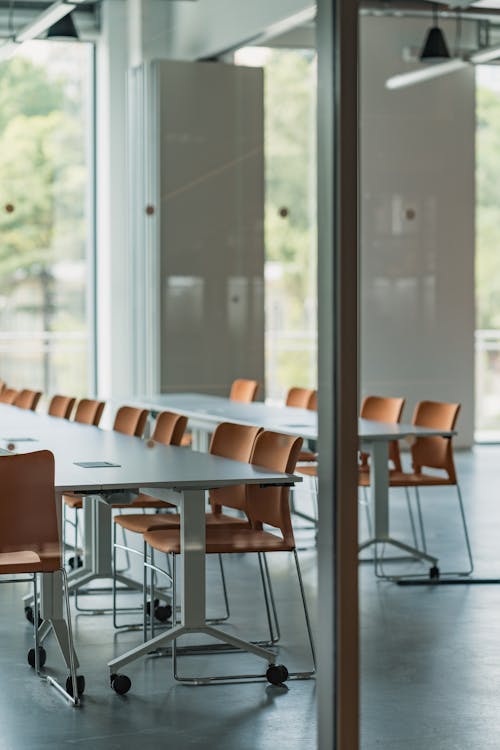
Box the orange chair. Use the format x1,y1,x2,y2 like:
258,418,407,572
381,401,473,579
73,398,106,426
48,395,76,420
112,421,261,630
113,405,149,436
0,379,6,393
229,378,259,402
286,387,315,409
0,451,82,703
14,389,42,411
140,431,315,686
359,395,405,472
0,387,19,404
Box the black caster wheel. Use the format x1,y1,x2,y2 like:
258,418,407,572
429,566,440,581
266,664,289,686
24,606,43,628
154,604,172,623
110,673,131,695
145,598,160,616
27,646,46,669
68,555,83,570
66,675,85,697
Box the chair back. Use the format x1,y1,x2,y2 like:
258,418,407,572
14,389,42,411
48,395,76,420
286,387,315,409
209,422,262,514
113,405,149,437
411,401,460,481
360,395,405,471
246,431,303,546
0,380,6,393
0,451,60,561
152,411,188,446
0,388,18,404
74,398,105,426
229,379,259,403
307,390,317,411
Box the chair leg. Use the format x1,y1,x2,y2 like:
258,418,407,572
217,554,230,621
361,486,373,537
293,549,316,674
61,568,79,704
258,553,278,645
33,574,40,674
404,487,419,548
262,552,281,643
415,488,427,552
456,484,474,575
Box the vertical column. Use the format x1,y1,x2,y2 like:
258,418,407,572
317,0,359,748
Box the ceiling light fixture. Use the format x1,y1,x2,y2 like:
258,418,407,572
16,1,77,44
46,12,78,39
419,4,450,62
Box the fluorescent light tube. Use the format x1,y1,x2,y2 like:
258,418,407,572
385,59,468,90
16,1,76,43
470,45,500,64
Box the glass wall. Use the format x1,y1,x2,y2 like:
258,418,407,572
0,41,94,400
235,47,317,402
476,66,500,438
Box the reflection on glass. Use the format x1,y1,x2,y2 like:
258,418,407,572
0,41,92,399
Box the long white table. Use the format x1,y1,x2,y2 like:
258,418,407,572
132,393,456,573
0,404,298,688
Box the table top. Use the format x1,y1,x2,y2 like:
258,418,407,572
131,393,456,442
0,405,298,493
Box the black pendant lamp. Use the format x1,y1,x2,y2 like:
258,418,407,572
46,13,78,40
419,4,450,62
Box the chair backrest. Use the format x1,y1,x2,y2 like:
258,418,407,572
209,422,262,514
0,388,18,405
285,387,316,409
113,405,149,437
307,390,317,411
0,380,6,393
246,431,303,546
152,411,188,447
360,395,405,471
411,400,460,481
74,398,105,426
48,395,76,420
14,389,42,411
0,450,60,561
229,379,259,403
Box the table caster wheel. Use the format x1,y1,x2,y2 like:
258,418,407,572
145,598,160,616
68,555,83,570
24,606,43,628
27,646,46,668
266,664,289,686
66,674,85,697
429,566,440,580
154,604,172,623
110,673,131,695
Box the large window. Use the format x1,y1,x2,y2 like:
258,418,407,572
235,47,317,401
476,67,500,437
0,41,94,400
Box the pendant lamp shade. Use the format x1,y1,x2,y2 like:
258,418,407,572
46,13,78,39
419,26,450,61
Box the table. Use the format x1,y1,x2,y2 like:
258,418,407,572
0,405,298,685
131,393,456,571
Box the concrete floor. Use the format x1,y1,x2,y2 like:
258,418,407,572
0,446,498,749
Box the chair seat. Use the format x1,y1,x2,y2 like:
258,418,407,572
144,526,294,555
114,510,249,534
298,450,317,462
0,546,61,574
64,492,174,510
63,493,82,509
358,469,454,488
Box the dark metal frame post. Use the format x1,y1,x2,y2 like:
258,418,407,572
317,1,359,748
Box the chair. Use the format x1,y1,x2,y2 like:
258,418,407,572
0,379,6,393
378,400,473,579
0,387,19,404
73,398,106,426
359,395,405,472
113,405,149,436
142,430,315,684
285,387,316,409
0,451,82,704
112,421,261,630
229,378,259,402
14,389,42,411
48,395,76,420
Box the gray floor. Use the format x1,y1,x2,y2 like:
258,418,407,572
0,447,498,749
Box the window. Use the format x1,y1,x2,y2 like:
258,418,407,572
0,41,94,400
